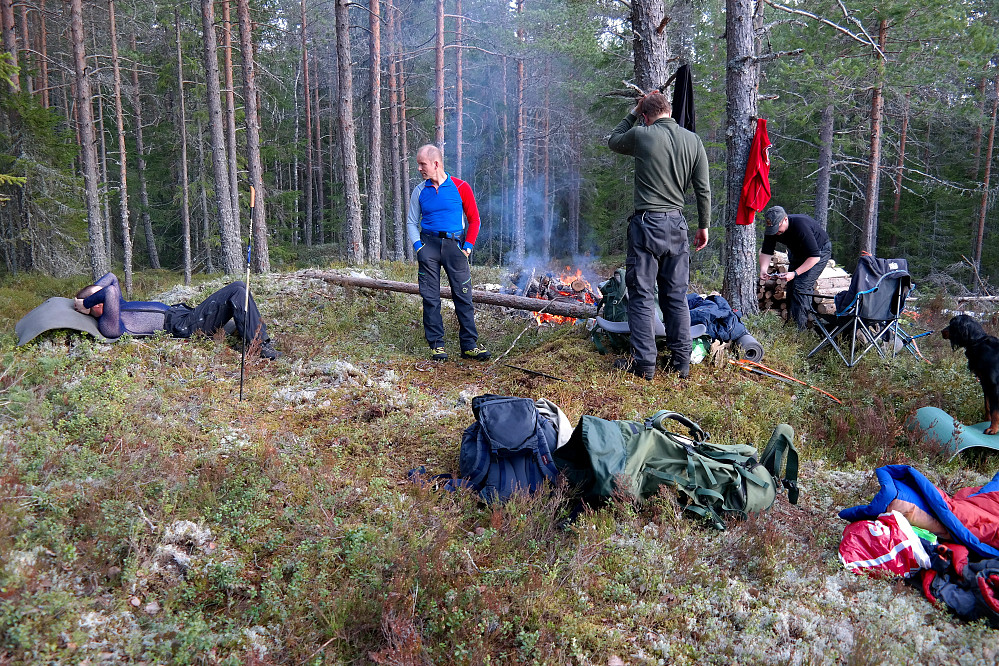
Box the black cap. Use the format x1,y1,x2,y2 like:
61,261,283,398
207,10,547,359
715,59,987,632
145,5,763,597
764,206,787,235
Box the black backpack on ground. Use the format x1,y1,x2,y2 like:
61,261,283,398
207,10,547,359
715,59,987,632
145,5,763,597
457,394,560,503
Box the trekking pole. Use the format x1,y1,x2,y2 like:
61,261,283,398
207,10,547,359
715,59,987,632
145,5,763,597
239,186,255,402
734,359,842,404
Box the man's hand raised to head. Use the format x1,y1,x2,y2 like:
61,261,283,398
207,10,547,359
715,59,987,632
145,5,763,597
694,228,709,251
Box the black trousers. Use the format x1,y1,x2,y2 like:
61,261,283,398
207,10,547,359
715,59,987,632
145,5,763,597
165,281,268,342
417,233,479,350
788,239,833,331
625,210,691,370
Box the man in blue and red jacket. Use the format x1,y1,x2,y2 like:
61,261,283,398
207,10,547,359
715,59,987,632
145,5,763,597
406,144,490,362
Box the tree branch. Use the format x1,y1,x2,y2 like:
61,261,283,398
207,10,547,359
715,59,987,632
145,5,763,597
763,0,887,60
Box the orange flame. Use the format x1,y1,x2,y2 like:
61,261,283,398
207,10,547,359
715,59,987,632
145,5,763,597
531,266,598,325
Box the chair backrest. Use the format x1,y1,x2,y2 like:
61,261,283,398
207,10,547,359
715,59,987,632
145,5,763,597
835,255,911,320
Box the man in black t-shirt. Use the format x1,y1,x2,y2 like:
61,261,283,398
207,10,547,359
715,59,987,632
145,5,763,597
758,206,832,331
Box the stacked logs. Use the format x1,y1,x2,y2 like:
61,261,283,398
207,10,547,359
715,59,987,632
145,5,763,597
758,251,852,320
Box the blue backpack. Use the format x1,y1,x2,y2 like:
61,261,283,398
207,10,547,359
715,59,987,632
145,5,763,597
458,394,560,503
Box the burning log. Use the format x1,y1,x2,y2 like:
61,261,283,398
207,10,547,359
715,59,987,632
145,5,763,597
303,270,600,320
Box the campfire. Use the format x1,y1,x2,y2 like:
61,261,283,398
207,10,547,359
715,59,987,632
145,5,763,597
521,267,601,325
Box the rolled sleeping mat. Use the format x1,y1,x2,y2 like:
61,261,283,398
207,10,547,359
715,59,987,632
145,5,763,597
736,333,764,362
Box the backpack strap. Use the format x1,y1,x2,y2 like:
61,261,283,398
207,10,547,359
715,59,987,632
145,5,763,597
647,410,709,442
759,424,799,504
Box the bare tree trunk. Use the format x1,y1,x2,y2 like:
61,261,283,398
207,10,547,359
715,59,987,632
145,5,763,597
860,19,888,256
455,0,463,177
631,0,668,91
175,9,192,285
109,0,133,297
974,71,998,291
541,69,551,260
301,0,313,246
313,60,325,245
434,0,444,149
196,116,213,273
973,75,987,180
221,0,240,220
97,91,113,261
395,8,411,261
512,0,526,266
1,0,20,92
70,0,108,279
721,0,761,315
335,0,364,262
814,103,833,230
131,31,159,269
200,0,241,273
367,0,383,262
890,91,910,241
388,1,404,260
238,0,270,273
18,1,30,95
500,56,509,263
38,0,48,107
568,128,580,254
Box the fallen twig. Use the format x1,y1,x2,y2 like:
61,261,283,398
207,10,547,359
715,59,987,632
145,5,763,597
502,363,567,383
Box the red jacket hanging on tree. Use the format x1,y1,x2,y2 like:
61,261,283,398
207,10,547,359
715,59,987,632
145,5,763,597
736,118,771,226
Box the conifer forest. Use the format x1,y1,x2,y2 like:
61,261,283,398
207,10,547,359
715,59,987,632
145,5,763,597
0,0,996,298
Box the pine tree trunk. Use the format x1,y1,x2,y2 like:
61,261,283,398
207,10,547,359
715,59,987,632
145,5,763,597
175,9,192,285
131,31,160,269
109,0,133,297
721,0,761,315
335,0,364,263
396,10,411,261
974,71,998,291
238,0,270,273
434,0,445,149
890,91,910,244
301,0,313,246
18,1,30,95
455,0,463,178
1,0,20,92
973,75,987,180
814,103,833,230
512,0,526,266
96,91,113,261
313,62,325,245
860,19,888,256
631,0,669,91
366,0,383,261
568,128,580,254
387,1,404,260
200,0,241,273
541,71,551,260
70,0,108,279
196,116,214,273
38,0,48,108
221,0,240,220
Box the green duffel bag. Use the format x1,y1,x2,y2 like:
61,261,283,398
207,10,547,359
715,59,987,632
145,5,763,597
554,410,798,529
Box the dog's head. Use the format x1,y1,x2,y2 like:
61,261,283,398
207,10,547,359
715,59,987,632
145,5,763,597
942,314,988,349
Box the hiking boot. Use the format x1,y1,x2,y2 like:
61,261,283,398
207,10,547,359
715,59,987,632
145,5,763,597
430,346,448,361
613,356,655,380
666,363,689,379
260,340,282,360
461,346,491,362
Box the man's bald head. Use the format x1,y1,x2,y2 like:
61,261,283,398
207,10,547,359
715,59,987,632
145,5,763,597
416,144,446,184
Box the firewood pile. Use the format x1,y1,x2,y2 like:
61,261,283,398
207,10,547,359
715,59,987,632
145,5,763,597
758,251,852,320
517,269,600,324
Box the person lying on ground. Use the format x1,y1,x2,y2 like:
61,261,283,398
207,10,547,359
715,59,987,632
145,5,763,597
73,272,281,359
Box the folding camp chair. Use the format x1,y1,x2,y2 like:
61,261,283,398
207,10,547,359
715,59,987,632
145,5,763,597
806,255,930,367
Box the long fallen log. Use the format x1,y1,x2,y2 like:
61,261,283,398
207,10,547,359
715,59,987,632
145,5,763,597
302,270,600,319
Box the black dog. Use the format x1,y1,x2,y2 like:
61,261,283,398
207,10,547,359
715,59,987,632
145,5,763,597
942,314,999,435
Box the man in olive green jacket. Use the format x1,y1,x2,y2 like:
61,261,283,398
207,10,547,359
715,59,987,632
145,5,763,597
608,91,710,380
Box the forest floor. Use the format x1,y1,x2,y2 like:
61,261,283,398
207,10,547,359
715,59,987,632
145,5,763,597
2,261,999,665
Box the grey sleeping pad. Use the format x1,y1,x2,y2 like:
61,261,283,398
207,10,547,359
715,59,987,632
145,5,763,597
594,316,706,340
15,297,111,345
